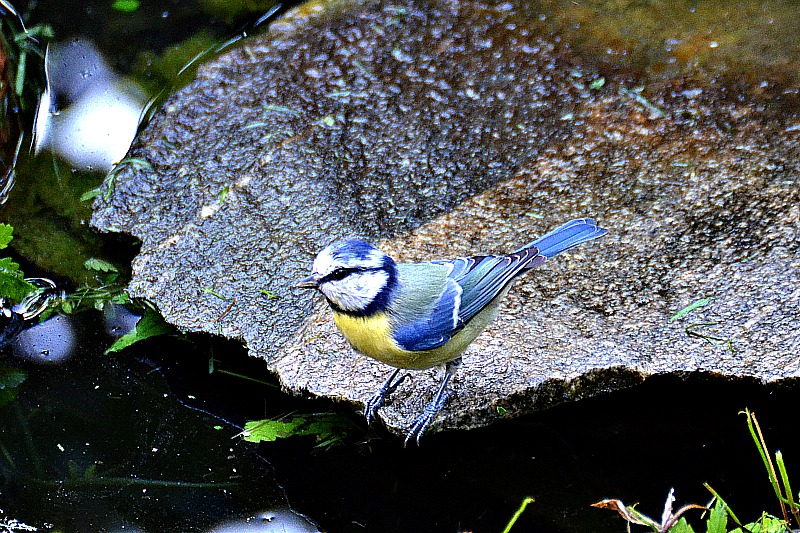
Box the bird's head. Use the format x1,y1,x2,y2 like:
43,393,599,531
297,239,398,315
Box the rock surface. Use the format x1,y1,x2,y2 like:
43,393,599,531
91,0,800,436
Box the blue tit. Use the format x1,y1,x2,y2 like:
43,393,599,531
297,218,607,445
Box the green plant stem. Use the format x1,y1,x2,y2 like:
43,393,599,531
501,497,534,533
745,409,790,523
214,368,277,387
775,451,800,527
0,436,17,470
703,483,752,533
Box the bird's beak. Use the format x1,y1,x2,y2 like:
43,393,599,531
296,274,321,289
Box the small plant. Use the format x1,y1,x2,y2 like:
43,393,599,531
595,410,799,533
502,497,535,533
0,222,172,354
81,156,153,202
0,3,53,111
593,488,707,532
105,305,173,354
0,223,35,303
670,297,735,353
239,413,356,449
742,408,800,527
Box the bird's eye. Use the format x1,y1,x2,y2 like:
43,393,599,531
326,267,351,281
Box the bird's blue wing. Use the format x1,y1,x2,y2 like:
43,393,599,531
391,219,606,352
454,219,606,322
392,277,462,352
391,250,543,352
449,248,545,325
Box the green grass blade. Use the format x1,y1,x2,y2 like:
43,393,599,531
502,497,535,533
775,451,800,527
744,410,789,523
670,298,712,322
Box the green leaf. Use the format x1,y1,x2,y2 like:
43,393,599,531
84,258,119,273
218,185,229,203
202,287,233,301
241,418,305,443
706,500,727,533
105,308,173,354
668,517,696,533
0,367,26,391
0,223,14,249
80,187,104,202
0,257,37,302
111,292,131,305
670,298,713,322
731,515,788,533
756,516,790,533
0,366,27,408
112,0,140,12
241,414,352,447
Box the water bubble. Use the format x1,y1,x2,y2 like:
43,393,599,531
33,39,146,172
12,315,76,365
103,303,142,338
207,508,321,533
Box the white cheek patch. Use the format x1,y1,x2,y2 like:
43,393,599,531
321,270,389,312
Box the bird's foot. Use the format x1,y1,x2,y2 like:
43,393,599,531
403,390,451,447
364,368,411,426
403,357,461,447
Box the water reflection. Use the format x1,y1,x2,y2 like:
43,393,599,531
11,313,76,364
0,311,292,532
3,277,71,362
33,39,146,172
208,508,322,533
103,302,141,338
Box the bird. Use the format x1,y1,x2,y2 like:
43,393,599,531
297,218,607,445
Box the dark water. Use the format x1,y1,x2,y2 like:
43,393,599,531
6,320,799,532
2,1,800,532
1,329,284,531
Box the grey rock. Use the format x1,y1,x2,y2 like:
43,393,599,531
91,0,800,436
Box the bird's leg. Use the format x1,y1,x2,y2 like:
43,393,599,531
364,367,411,426
404,357,462,447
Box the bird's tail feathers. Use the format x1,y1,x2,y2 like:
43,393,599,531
517,218,607,258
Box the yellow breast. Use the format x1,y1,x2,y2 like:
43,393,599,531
332,311,415,367
332,310,478,369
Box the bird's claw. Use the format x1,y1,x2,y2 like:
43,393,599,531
364,392,383,426
403,390,451,447
364,369,411,426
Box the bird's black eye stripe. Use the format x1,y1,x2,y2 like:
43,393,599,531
321,266,381,283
